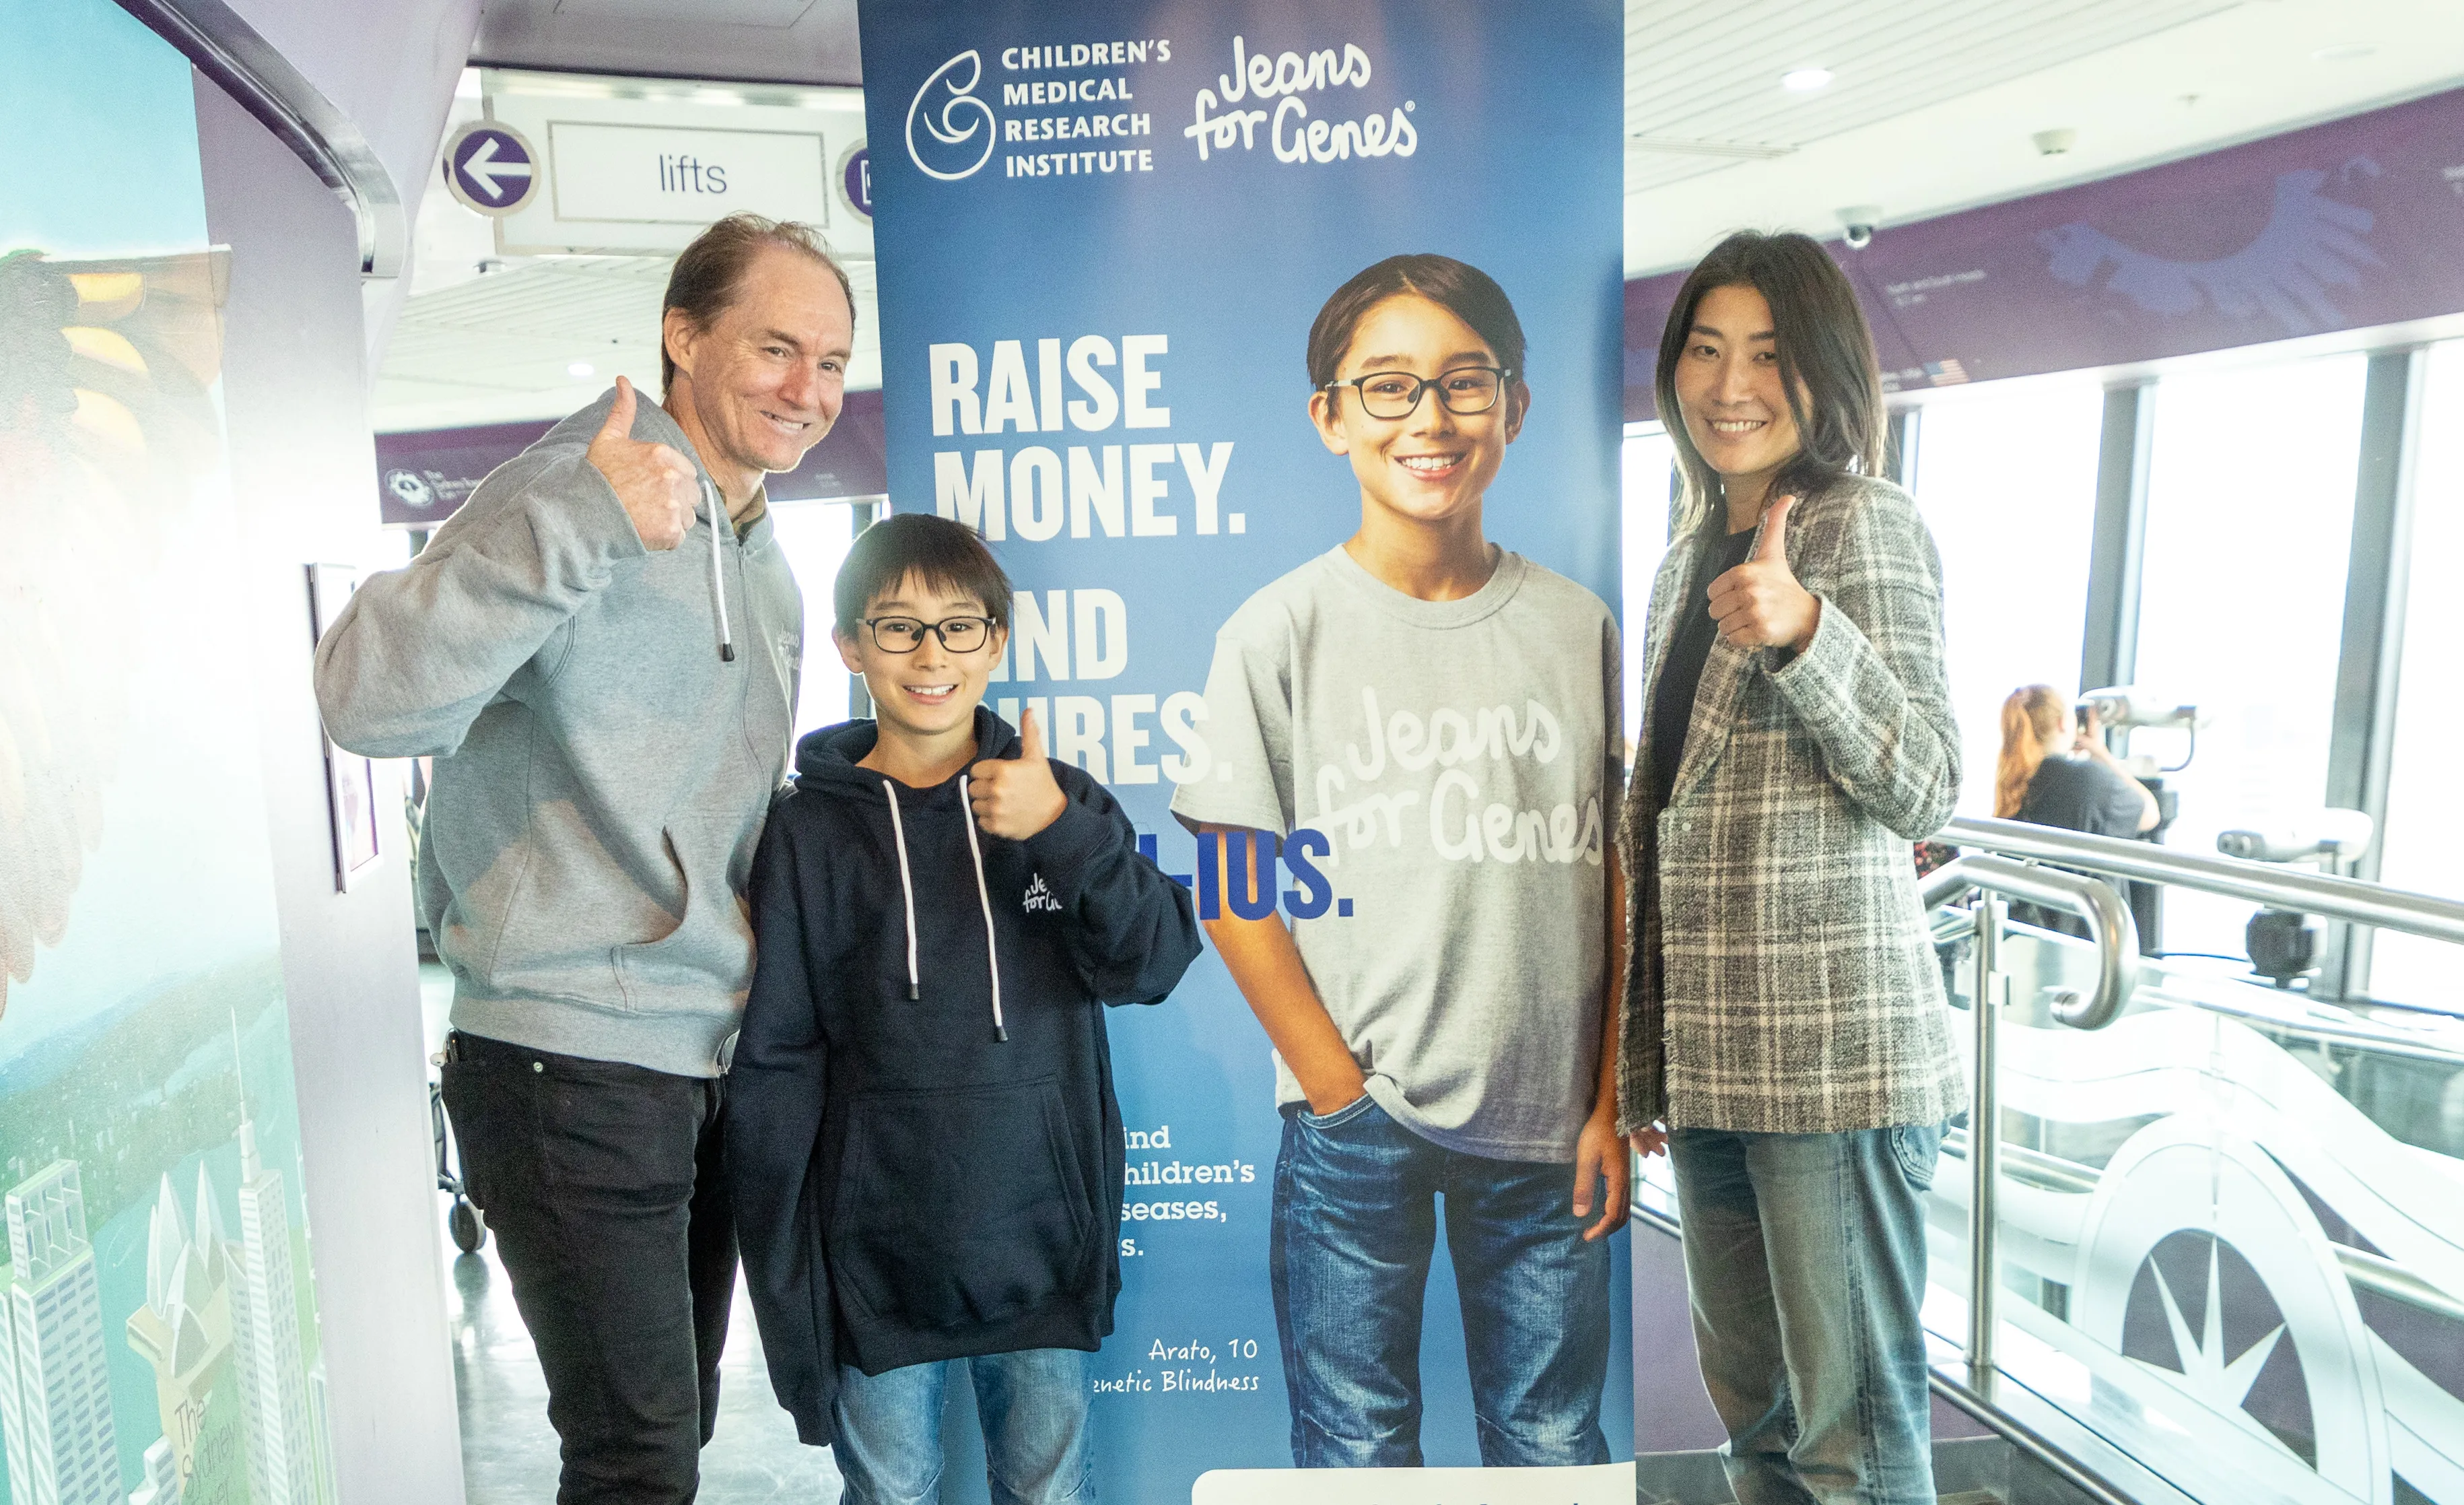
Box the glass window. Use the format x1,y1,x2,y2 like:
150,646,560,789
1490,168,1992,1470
2132,354,2367,960
1620,426,1676,762
1905,376,2104,817
2369,340,2464,1010
767,500,864,743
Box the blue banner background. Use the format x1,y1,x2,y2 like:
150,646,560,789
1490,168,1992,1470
857,3,1629,1495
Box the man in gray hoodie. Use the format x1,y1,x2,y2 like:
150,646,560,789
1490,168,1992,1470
315,213,852,1504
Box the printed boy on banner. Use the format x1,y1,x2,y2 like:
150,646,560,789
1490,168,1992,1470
1170,256,1629,1469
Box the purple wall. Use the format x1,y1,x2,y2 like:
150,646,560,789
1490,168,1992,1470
376,387,887,526
1625,86,2464,420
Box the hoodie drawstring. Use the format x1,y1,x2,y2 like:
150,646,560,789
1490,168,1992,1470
957,774,1008,1043
703,476,736,663
881,774,1006,1041
883,781,920,1000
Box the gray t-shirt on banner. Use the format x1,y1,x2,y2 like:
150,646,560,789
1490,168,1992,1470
1171,545,1619,1162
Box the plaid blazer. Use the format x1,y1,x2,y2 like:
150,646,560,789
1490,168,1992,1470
1616,475,1964,1135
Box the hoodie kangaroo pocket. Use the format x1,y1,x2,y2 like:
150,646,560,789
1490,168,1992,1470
829,1077,1094,1334
612,822,752,1013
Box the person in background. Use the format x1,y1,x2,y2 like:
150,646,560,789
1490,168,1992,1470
1997,683,2158,836
728,514,1200,1504
1995,683,2158,936
316,214,852,1504
1621,229,1962,1505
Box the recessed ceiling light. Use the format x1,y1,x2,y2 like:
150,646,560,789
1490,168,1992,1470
1781,67,1834,92
568,361,596,378
2312,43,2376,62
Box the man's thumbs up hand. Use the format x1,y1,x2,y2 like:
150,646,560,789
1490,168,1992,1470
1707,494,1820,653
586,376,700,551
969,708,1069,840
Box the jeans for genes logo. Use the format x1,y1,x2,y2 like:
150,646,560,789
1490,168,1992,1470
907,51,998,180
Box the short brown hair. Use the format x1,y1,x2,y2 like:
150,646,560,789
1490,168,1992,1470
833,513,1013,638
1305,254,1527,390
661,213,854,392
1655,230,1886,533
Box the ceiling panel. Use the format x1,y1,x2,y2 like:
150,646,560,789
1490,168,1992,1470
1622,0,2464,273
1624,0,2238,189
473,0,860,86
551,0,817,25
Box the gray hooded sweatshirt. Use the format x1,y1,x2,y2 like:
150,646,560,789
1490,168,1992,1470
315,388,801,1077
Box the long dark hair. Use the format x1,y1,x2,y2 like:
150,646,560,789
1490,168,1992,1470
1655,230,1884,533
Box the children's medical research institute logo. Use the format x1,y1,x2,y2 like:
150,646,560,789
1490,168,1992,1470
907,51,998,180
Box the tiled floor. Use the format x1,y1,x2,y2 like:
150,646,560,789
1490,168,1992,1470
425,964,846,1502
440,1215,845,1503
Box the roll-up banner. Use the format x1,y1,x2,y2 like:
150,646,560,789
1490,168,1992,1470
857,3,1629,1498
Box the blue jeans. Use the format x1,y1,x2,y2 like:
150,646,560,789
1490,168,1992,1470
1269,1096,1612,1467
1668,1123,1946,1505
831,1349,1093,1505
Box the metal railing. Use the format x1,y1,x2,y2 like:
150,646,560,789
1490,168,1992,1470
1917,850,2138,1378
1942,814,2464,949
1922,813,2464,1495
1633,813,2464,1505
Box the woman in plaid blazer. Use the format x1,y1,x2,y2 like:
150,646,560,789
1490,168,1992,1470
1619,231,1963,1505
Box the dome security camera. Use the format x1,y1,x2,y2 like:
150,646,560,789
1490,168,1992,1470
1835,204,1882,250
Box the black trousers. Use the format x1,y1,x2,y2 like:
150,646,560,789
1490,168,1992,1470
441,1030,737,1505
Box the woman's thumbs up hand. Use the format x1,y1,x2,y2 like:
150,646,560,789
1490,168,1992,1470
1707,496,1820,653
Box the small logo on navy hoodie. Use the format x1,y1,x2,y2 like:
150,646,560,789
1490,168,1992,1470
1022,874,1061,913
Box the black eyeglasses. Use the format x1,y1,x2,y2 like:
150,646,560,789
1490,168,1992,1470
1321,366,1514,420
861,615,997,653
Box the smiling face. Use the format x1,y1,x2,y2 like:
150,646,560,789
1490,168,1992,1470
835,570,1007,751
1309,293,1526,531
663,243,854,498
1672,282,1805,513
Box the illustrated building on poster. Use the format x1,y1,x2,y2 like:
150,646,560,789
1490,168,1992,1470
127,1167,238,1492
230,1117,318,1505
307,1356,337,1505
128,1438,179,1505
0,1162,123,1505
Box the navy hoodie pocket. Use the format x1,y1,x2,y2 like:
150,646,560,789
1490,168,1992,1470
829,1077,1094,1334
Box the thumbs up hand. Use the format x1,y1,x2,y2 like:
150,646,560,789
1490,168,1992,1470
1707,496,1820,653
969,708,1070,840
586,376,700,551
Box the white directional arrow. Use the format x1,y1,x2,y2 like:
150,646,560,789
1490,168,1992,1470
463,137,533,200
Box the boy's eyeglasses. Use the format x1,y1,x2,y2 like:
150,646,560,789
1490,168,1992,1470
1321,366,1514,421
862,615,998,654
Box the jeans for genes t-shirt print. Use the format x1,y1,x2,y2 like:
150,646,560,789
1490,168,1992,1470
1172,546,1621,1162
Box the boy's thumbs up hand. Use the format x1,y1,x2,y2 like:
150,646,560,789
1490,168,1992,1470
970,708,1069,840
586,376,700,551
1707,494,1820,653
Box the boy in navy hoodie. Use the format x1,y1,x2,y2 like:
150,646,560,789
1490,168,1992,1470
730,514,1200,1504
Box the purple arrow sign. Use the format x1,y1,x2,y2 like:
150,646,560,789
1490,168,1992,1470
842,146,871,222
445,124,537,215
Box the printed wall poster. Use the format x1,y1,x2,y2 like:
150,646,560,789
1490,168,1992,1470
1,1,341,1502
858,3,1630,1500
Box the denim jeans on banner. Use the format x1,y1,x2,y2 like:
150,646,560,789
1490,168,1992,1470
1668,1121,1948,1505
832,1348,1095,1505
438,1030,737,1505
1269,1096,1612,1468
